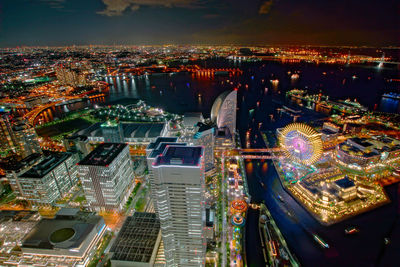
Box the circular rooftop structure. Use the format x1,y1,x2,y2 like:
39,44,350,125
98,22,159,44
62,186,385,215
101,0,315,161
231,214,245,227
278,123,323,165
49,228,76,244
231,200,248,213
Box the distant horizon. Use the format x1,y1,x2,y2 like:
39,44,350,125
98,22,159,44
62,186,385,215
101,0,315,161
1,44,399,49
1,0,398,48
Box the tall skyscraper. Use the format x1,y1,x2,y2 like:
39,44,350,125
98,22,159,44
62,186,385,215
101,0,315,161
0,112,16,157
78,143,134,212
180,113,215,171
210,89,237,139
146,137,184,215
193,124,215,171
12,118,42,158
0,113,41,158
151,145,206,267
56,66,87,87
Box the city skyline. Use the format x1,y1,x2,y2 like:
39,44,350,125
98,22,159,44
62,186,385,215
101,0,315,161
0,0,399,47
0,1,399,265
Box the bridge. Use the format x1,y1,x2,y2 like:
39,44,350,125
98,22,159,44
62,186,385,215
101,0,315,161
221,147,283,160
24,93,105,126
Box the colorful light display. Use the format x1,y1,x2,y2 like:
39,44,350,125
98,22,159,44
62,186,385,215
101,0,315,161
278,123,323,165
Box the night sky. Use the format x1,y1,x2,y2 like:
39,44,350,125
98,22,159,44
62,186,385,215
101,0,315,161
0,0,398,47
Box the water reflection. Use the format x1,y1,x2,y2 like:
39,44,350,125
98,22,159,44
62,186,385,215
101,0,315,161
380,96,400,113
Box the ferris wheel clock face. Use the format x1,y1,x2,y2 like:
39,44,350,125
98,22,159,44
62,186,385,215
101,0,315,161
278,123,323,165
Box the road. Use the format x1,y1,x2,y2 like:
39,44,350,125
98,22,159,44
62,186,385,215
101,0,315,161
125,182,146,216
221,157,227,267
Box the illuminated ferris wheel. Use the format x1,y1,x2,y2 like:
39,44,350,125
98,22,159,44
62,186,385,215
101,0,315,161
277,123,323,165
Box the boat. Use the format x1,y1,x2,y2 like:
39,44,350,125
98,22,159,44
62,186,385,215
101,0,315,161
277,194,284,202
382,93,400,100
259,180,267,189
345,226,359,235
313,234,329,248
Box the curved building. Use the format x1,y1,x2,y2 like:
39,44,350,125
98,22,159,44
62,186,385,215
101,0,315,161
211,90,237,137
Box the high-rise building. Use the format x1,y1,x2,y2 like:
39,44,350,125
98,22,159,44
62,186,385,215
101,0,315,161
193,124,215,171
146,137,184,215
0,113,41,158
151,145,206,267
56,66,87,87
9,152,79,206
180,113,215,171
210,90,237,140
0,112,16,157
12,118,42,158
78,143,134,212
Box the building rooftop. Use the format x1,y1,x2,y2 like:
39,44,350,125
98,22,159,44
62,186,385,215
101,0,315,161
183,112,203,128
22,209,102,251
149,142,186,159
206,208,215,227
348,137,373,148
154,145,203,167
56,208,80,217
197,122,214,133
0,153,42,172
147,137,178,151
111,212,160,263
334,176,355,189
78,143,127,166
0,210,39,222
19,152,72,179
74,122,165,140
321,128,338,135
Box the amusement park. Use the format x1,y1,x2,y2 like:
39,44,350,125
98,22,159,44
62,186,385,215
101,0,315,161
271,122,395,225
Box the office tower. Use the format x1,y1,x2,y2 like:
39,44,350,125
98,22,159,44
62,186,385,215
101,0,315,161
0,113,41,158
193,124,215,171
146,137,183,215
180,113,215,171
78,143,134,212
151,145,206,267
0,112,16,157
56,66,87,87
8,152,78,206
210,90,237,139
12,118,42,158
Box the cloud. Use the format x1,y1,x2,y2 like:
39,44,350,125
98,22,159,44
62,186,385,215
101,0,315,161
40,0,66,9
203,14,220,19
97,0,199,16
259,0,273,14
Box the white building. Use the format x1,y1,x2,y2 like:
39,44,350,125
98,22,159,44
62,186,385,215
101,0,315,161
78,143,135,212
151,145,206,267
146,137,182,216
211,90,237,140
10,152,78,206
